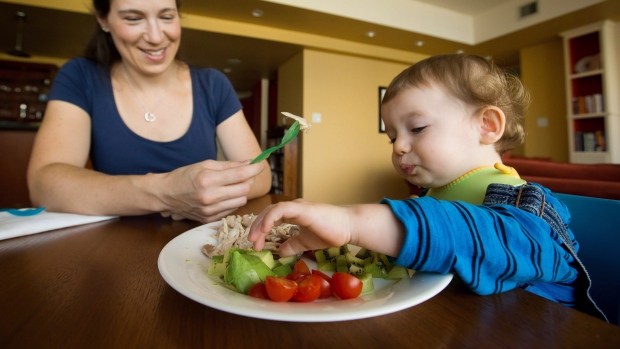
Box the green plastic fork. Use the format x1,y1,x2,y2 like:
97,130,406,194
251,121,301,164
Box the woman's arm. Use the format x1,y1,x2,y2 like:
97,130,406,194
27,101,268,222
27,100,162,215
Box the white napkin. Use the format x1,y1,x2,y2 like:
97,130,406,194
0,210,117,241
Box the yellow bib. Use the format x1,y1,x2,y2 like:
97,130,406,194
426,163,525,205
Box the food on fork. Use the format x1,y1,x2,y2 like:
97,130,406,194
281,111,311,131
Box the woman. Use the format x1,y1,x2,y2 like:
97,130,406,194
27,0,271,223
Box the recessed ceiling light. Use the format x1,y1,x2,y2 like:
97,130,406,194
365,31,376,38
251,9,264,17
415,40,424,47
227,58,242,65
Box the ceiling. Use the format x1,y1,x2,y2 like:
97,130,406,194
1,0,620,94
414,0,514,15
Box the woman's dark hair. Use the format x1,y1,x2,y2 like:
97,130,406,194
83,0,181,70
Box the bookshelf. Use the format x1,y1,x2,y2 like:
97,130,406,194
561,21,620,164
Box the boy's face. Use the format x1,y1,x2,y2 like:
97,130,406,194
381,83,483,188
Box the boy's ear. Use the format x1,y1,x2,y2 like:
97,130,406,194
478,106,506,145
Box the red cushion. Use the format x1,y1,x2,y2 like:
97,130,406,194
504,157,620,182
523,176,620,200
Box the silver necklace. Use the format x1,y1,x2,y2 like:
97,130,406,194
121,67,167,122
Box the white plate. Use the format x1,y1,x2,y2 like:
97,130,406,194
158,222,453,322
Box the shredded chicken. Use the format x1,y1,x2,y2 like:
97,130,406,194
201,214,299,258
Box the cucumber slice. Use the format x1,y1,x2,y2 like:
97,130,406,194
272,263,293,277
345,252,365,266
314,249,327,263
248,250,277,269
358,272,374,294
336,255,348,272
278,255,298,266
386,265,410,280
207,255,226,277
318,260,336,272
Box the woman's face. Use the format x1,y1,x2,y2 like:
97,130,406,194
98,0,181,75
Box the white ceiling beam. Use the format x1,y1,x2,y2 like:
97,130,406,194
261,0,475,44
262,0,606,45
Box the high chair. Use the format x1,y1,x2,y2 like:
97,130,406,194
555,193,620,325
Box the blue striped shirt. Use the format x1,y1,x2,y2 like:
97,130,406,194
383,190,578,305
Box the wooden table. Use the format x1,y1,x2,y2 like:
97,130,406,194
1,195,619,348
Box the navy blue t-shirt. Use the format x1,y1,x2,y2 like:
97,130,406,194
48,58,242,175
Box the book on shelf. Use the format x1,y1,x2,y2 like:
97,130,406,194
583,132,596,152
593,94,604,113
574,131,583,151
575,131,606,152
595,130,606,151
572,94,604,114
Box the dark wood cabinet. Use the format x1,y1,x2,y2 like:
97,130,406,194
0,129,36,208
0,60,58,208
0,60,57,125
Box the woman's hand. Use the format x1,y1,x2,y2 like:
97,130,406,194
158,159,267,222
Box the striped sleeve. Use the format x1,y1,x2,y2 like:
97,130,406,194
382,197,578,299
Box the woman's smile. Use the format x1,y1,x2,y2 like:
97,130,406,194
140,47,167,62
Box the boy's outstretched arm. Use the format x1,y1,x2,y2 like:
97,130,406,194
248,199,405,257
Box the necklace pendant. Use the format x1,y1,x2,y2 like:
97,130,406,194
144,112,156,122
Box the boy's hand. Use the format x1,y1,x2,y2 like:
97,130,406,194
248,199,355,257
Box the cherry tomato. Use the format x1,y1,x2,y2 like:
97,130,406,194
248,282,269,299
292,274,322,302
331,272,363,299
287,259,311,281
265,276,298,302
311,269,332,282
311,270,332,299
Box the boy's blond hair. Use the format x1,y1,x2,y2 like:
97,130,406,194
382,54,530,154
